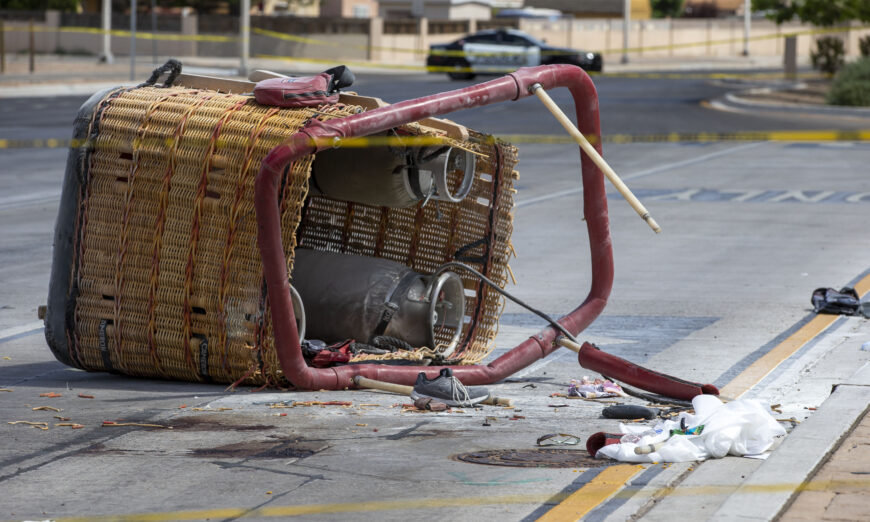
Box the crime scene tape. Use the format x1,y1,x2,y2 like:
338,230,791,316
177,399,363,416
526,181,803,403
8,22,870,64
2,130,869,151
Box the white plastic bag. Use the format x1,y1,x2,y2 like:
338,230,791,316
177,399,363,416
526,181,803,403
597,395,786,463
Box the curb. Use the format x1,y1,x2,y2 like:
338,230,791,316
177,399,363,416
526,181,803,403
709,87,870,118
711,362,870,521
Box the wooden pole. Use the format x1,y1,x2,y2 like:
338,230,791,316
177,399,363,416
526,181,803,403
531,84,662,233
353,375,514,407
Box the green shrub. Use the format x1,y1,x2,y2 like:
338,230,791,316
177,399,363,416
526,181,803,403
827,57,870,106
811,36,846,75
860,35,870,57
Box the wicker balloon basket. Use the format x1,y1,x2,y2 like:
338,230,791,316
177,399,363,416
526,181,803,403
44,68,518,387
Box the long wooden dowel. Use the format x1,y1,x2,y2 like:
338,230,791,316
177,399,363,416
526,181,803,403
531,83,661,234
353,376,513,407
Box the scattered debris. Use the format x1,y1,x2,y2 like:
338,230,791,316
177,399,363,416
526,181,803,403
179,404,188,409
590,395,785,463
602,404,657,420
522,384,537,389
0,388,13,392
102,421,171,429
355,423,368,427
39,392,62,398
568,377,627,399
190,407,232,412
413,397,449,411
811,287,869,317
536,433,582,446
2,356,10,360
54,416,71,421
8,421,49,430
55,423,85,429
77,394,95,399
509,415,525,420
277,401,354,408
32,406,62,412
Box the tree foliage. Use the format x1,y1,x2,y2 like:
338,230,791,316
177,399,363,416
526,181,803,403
752,0,870,27
651,0,685,19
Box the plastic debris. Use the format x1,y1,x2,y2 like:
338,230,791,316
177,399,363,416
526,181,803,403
568,377,627,398
589,395,786,463
0,388,13,392
32,406,62,412
77,394,95,399
39,392,62,398
811,287,869,317
537,433,582,446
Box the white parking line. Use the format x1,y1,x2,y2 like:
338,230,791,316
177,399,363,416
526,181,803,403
0,321,44,343
516,141,767,208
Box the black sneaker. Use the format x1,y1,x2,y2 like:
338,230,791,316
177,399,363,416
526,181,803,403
410,368,489,407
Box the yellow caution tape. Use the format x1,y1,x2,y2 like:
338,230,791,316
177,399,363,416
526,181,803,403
3,129,869,152
7,22,868,60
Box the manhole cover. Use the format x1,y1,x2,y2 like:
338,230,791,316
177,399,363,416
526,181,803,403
452,449,614,468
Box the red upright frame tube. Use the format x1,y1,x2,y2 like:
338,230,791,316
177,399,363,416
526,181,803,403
255,64,715,398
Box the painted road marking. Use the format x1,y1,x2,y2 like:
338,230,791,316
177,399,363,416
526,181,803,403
720,270,870,399
0,321,44,344
517,142,764,208
537,465,644,522
612,188,870,205
43,476,870,522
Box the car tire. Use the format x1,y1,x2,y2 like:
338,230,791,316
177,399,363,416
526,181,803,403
447,60,475,80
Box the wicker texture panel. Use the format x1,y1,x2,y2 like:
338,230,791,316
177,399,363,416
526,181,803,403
69,85,517,386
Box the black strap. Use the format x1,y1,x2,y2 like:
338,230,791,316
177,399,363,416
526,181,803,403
453,238,489,265
138,59,183,88
371,272,420,339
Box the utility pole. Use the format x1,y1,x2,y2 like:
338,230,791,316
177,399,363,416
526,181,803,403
130,0,137,81
102,0,114,63
240,0,250,78
621,0,630,64
742,0,751,56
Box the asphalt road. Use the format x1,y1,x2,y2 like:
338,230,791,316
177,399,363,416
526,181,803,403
3,72,869,144
1,72,869,521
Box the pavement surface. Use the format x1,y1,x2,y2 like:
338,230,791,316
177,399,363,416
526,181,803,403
1,54,870,521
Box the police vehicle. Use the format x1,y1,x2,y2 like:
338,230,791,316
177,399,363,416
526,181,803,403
426,28,603,80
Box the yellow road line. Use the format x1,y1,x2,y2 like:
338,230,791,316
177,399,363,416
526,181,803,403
537,465,644,522
721,271,870,399
55,493,556,521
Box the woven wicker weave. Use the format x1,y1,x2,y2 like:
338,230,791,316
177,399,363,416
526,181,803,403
64,84,518,386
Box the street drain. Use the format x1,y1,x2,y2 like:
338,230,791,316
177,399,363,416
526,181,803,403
453,449,615,468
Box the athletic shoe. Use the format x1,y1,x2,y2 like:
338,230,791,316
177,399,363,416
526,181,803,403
410,368,489,407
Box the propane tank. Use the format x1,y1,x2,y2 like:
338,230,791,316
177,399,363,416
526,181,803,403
309,137,476,208
290,249,465,354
